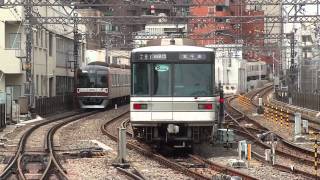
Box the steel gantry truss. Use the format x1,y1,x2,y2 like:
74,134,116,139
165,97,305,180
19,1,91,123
0,0,320,111
30,15,320,25
1,0,320,6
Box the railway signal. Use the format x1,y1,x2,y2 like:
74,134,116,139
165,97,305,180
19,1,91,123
219,82,225,129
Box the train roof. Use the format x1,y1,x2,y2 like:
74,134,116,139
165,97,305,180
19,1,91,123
132,45,214,53
87,61,130,69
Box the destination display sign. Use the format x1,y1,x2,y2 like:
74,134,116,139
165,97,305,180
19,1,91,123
134,52,212,62
179,53,207,60
139,53,167,60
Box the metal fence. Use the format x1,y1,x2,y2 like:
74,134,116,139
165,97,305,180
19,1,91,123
35,94,74,117
0,104,6,129
275,90,320,111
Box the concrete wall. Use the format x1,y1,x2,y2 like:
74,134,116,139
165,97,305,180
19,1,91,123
0,73,5,93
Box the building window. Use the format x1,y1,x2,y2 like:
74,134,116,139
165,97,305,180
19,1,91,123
228,58,232,67
302,35,312,43
56,76,73,95
36,31,39,46
215,18,225,22
112,57,117,64
216,5,224,11
7,33,21,49
36,75,39,96
49,33,53,56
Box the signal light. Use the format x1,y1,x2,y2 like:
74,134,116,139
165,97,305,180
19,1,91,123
198,104,213,110
133,103,148,110
219,98,224,103
150,5,155,15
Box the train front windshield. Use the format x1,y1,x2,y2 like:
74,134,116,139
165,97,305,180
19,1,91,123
132,52,214,97
78,69,108,88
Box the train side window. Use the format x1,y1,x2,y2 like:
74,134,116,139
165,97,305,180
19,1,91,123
115,74,118,86
112,74,115,87
126,75,129,85
117,74,120,86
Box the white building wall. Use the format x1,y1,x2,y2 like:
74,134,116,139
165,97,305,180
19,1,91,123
206,44,246,94
0,4,86,99
0,73,5,93
107,50,130,65
134,24,187,47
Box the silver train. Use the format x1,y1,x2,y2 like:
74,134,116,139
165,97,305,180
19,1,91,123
76,61,130,108
130,45,217,148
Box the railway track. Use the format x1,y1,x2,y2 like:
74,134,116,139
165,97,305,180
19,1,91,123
225,85,317,179
249,86,320,155
0,110,99,180
253,86,320,135
101,111,257,180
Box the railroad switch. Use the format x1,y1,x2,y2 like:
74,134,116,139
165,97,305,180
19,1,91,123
79,147,106,158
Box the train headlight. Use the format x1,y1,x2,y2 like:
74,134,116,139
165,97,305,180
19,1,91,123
198,104,213,110
133,103,148,110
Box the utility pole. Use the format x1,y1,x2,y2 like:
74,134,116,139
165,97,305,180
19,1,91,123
288,1,298,100
24,0,34,116
73,13,80,108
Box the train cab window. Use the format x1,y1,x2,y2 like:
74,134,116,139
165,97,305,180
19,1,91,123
174,64,212,97
96,71,107,88
132,64,149,95
153,64,171,96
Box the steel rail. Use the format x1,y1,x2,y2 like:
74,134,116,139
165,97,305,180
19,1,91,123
116,167,145,180
225,86,318,179
102,111,258,179
189,155,258,180
0,110,99,179
249,86,320,156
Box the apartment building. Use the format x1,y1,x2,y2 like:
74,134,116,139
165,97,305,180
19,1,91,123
133,24,187,47
0,5,86,100
84,49,130,66
189,0,264,46
206,44,247,93
283,23,319,93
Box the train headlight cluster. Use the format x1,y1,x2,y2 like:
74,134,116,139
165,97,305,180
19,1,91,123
198,104,213,110
133,103,148,110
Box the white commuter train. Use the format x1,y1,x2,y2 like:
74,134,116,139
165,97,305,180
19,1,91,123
130,45,217,148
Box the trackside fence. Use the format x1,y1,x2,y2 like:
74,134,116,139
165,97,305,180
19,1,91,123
0,104,5,129
275,90,320,111
35,94,74,117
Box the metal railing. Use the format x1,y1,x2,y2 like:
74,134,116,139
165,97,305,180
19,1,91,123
275,90,320,111
35,94,74,117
